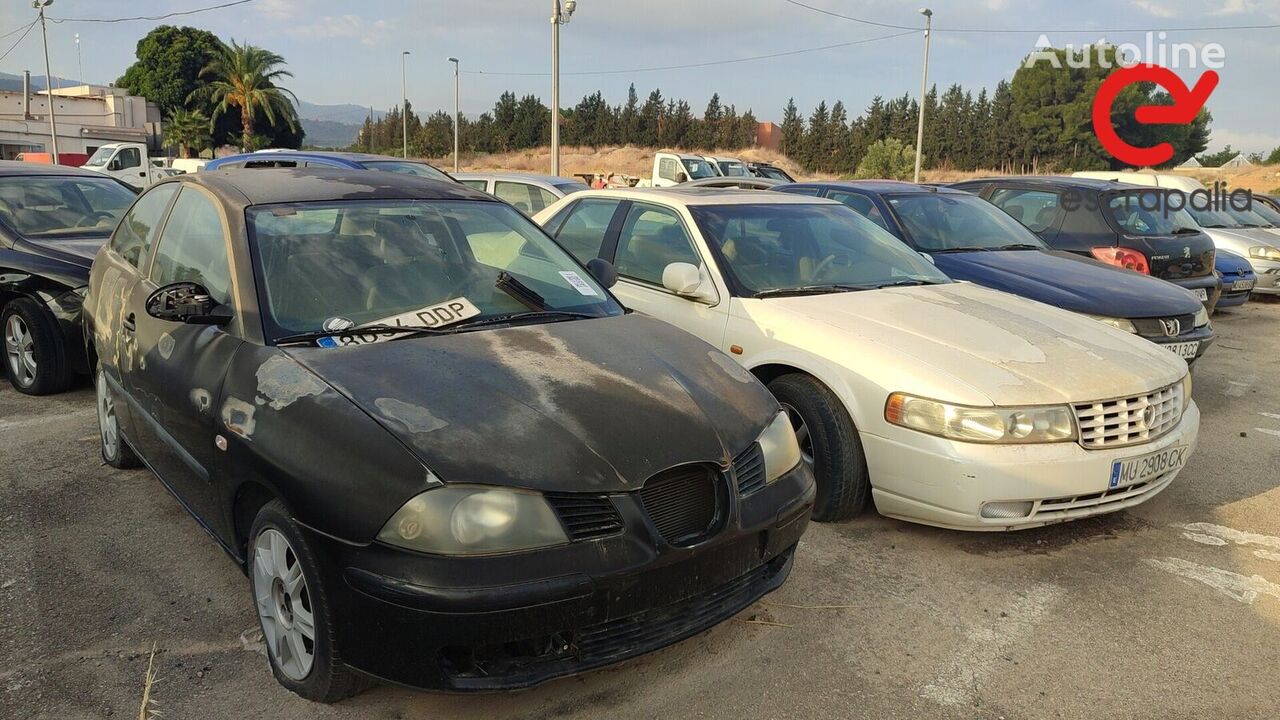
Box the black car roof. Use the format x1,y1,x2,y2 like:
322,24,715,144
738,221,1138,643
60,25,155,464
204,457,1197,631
951,175,1130,192
164,167,494,206
0,160,116,179
783,180,970,196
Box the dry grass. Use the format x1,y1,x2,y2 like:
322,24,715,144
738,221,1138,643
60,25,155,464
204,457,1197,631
138,643,160,719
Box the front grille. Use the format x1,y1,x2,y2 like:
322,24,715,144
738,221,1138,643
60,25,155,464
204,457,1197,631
1133,314,1196,338
1032,469,1177,519
732,443,767,496
638,465,722,546
1073,382,1183,449
545,493,623,541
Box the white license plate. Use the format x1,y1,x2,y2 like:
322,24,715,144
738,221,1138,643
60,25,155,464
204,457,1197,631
1192,288,1209,301
1232,279,1255,291
1165,341,1199,359
1111,445,1188,489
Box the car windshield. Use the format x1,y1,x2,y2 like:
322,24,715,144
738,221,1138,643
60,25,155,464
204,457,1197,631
1104,191,1199,236
690,202,950,295
1222,203,1277,228
886,193,1047,251
1246,199,1280,227
718,162,749,177
247,199,622,339
553,181,590,194
681,158,717,180
360,160,453,182
1188,205,1245,229
83,147,113,167
0,176,136,237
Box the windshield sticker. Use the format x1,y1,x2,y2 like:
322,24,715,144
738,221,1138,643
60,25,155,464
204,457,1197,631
559,271,599,296
322,317,355,332
315,297,482,347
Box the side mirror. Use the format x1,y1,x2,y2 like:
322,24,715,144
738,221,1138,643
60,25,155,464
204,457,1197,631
107,157,121,171
585,258,618,289
677,172,689,183
920,252,937,264
662,262,716,303
145,282,232,326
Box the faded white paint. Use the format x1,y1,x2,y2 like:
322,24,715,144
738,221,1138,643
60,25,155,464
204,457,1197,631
1254,550,1280,563
1225,377,1256,398
1145,557,1280,605
1182,532,1228,546
1254,428,1280,439
707,350,753,384
1178,523,1280,553
373,398,448,434
920,583,1066,707
255,355,326,411
220,397,257,440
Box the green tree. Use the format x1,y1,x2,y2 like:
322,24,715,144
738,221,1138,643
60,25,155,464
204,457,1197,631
192,39,299,151
164,108,212,158
1267,146,1280,165
116,26,221,116
781,98,804,159
1198,145,1239,166
855,138,916,180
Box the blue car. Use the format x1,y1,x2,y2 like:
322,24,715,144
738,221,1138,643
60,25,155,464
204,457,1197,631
204,150,456,182
773,181,1214,363
1215,249,1257,310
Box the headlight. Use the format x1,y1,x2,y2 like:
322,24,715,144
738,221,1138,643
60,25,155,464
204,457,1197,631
377,486,568,555
1193,306,1210,328
1182,372,1193,411
885,393,1077,444
1250,245,1280,261
1084,314,1137,333
758,411,802,483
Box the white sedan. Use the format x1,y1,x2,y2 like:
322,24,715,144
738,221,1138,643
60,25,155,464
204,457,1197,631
534,189,1199,531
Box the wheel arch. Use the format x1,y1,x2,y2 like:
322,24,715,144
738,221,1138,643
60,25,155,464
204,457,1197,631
232,481,283,566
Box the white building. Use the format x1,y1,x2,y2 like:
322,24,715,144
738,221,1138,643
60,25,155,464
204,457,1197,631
0,74,161,160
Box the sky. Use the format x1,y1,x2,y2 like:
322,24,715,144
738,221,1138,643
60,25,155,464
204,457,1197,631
2,0,1278,153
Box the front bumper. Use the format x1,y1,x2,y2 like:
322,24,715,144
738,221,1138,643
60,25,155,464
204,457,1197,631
1249,259,1280,295
1140,324,1215,362
305,465,815,691
863,402,1199,531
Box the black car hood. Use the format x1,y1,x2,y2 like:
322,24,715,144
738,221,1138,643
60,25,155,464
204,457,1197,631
286,314,778,493
19,235,109,269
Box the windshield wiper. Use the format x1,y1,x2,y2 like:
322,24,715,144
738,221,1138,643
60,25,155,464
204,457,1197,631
1172,227,1202,235
450,310,599,330
930,246,993,254
867,279,943,290
275,323,450,346
992,243,1042,250
753,284,867,299
495,271,549,311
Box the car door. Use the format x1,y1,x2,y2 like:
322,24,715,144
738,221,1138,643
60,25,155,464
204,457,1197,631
606,201,730,346
122,185,244,525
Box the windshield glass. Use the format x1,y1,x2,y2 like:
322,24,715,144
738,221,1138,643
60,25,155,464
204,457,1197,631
690,202,950,295
1246,200,1280,227
0,176,136,237
1187,206,1239,228
1105,191,1199,236
1222,203,1277,228
553,181,590,195
718,161,749,177
680,158,717,180
83,147,113,167
248,199,622,339
360,160,453,182
886,193,1046,251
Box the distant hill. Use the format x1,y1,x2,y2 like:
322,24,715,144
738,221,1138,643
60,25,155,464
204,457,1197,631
301,119,364,149
0,71,81,92
296,100,383,125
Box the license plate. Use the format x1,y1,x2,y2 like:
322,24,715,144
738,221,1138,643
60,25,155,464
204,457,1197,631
1164,341,1199,359
1110,445,1188,489
1232,279,1255,291
1192,288,1209,301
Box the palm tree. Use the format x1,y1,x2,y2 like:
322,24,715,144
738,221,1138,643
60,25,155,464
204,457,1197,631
191,40,299,151
165,108,212,158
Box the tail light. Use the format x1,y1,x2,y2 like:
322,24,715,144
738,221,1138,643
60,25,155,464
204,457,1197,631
1091,247,1150,274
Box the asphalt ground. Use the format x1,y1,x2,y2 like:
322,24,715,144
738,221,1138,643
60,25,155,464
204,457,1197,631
3,298,1279,720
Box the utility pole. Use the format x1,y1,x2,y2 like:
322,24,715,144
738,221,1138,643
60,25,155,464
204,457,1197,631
401,50,411,158
34,0,59,163
550,0,577,176
913,8,932,185
448,57,460,173
75,33,82,86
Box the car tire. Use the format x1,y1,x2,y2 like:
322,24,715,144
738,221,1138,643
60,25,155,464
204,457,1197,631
249,500,371,703
768,373,870,522
95,365,141,469
2,298,73,395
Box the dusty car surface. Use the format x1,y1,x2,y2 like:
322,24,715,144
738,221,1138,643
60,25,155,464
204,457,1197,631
83,169,815,701
535,188,1200,531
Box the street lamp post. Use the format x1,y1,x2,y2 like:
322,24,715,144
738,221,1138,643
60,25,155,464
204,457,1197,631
401,50,411,158
75,33,82,86
34,0,59,163
912,8,933,185
550,0,577,177
448,57,460,173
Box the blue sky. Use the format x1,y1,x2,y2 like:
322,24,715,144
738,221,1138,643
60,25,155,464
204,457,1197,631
4,0,1278,152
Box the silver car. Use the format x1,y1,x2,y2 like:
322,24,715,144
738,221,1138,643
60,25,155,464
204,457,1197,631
454,172,589,215
1189,204,1280,296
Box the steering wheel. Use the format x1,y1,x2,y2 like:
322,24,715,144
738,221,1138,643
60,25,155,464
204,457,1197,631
812,253,853,282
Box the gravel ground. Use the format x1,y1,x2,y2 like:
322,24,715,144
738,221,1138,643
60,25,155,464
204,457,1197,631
2,299,1279,720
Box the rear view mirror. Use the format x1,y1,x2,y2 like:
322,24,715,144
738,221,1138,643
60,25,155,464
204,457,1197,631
146,282,232,326
663,262,716,303
586,258,618,289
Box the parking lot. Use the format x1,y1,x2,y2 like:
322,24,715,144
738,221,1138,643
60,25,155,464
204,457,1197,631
0,299,1277,720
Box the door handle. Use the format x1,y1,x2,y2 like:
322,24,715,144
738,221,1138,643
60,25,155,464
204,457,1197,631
138,172,146,177
123,313,136,332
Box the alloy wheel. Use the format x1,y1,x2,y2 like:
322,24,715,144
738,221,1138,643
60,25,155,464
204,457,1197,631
780,402,815,471
4,314,36,387
96,371,120,459
253,528,316,681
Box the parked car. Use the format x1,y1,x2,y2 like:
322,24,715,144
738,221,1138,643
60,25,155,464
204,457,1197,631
702,156,751,177
0,161,137,394
534,188,1199,531
205,150,456,183
642,151,719,187
682,176,785,190
80,142,172,189
453,172,587,215
1214,249,1257,309
775,181,1214,362
950,177,1221,309
747,162,795,182
84,169,814,701
1185,203,1280,297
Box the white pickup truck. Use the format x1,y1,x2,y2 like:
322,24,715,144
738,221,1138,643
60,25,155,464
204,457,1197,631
640,151,720,187
81,142,181,189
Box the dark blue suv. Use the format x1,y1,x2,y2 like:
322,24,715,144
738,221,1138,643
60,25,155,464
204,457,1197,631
773,180,1214,363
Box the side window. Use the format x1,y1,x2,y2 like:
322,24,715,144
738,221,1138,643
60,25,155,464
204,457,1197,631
116,148,141,169
779,187,821,197
828,191,890,230
554,198,621,263
989,188,1062,233
149,188,233,306
658,158,679,182
614,203,700,286
494,182,556,214
109,183,178,271
461,179,488,191
534,187,559,213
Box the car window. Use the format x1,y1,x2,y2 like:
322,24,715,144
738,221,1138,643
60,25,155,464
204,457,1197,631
887,193,1047,251
116,147,141,170
779,187,821,197
614,203,701,286
827,191,891,230
0,176,135,238
494,181,556,215
461,179,488,191
110,183,179,271
360,160,453,182
554,198,621,263
988,188,1062,233
658,157,680,183
1104,192,1198,236
149,188,233,306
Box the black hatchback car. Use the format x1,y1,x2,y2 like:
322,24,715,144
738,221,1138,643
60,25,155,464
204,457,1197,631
0,160,137,394
950,177,1221,311
84,169,814,701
